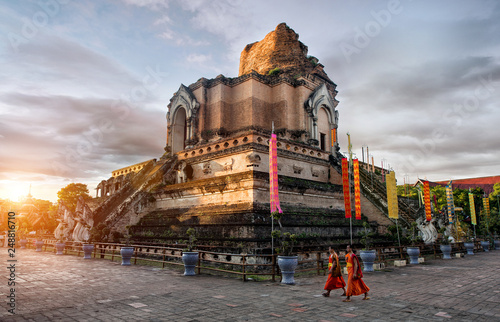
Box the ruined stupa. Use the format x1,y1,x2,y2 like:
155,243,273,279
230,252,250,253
83,23,401,248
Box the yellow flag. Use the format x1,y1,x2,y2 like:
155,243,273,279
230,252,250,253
386,171,399,219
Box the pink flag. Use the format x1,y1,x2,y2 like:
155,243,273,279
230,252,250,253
269,134,282,213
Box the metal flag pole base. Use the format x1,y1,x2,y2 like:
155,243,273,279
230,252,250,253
271,217,274,256
350,216,353,245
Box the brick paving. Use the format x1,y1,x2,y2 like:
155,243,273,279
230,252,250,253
1,248,499,321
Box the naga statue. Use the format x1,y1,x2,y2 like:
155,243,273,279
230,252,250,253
416,216,438,244
54,196,94,242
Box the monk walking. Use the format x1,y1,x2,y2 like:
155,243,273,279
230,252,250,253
322,247,346,297
343,245,370,302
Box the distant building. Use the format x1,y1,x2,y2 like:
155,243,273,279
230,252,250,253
422,176,500,195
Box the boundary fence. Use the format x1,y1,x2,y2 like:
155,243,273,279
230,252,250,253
19,239,491,281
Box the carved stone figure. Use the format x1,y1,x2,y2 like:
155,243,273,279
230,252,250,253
416,216,438,244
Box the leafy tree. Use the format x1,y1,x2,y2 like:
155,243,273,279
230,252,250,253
430,185,447,211
57,183,92,212
397,184,419,199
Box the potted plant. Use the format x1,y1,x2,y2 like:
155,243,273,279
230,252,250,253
35,232,44,252
438,227,452,259
55,238,66,255
181,228,199,276
358,222,377,272
406,222,421,264
480,239,490,252
120,230,134,266
271,211,298,285
464,233,475,255
18,229,28,249
82,238,94,259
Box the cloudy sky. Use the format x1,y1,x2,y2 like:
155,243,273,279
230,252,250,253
1,0,499,202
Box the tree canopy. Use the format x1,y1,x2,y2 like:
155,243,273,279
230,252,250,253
57,183,92,212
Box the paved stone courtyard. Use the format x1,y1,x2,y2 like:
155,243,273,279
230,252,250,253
1,248,499,321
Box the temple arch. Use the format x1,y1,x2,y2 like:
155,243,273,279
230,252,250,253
317,107,331,152
171,107,187,154
166,84,200,153
304,83,339,153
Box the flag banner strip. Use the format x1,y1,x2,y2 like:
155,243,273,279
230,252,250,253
386,171,399,219
423,180,432,221
353,159,361,220
469,193,476,226
483,198,490,217
445,182,454,224
342,158,351,218
269,134,282,213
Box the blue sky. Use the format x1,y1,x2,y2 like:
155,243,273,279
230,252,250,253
1,0,499,202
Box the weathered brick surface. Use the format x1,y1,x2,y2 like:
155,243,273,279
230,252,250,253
239,23,312,76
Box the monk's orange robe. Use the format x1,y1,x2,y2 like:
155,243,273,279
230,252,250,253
345,253,370,296
324,253,346,290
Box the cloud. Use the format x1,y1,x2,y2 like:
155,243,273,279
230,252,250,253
0,93,165,181
121,0,170,10
186,53,211,64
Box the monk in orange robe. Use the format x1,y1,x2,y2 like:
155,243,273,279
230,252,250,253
343,245,370,302
322,247,346,297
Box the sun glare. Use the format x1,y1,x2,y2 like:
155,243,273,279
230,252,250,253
1,181,30,202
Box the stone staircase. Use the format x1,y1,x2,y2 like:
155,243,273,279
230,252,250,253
330,152,420,227
93,156,179,228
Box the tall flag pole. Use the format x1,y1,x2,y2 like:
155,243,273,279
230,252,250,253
346,133,353,243
423,180,432,221
386,171,400,247
353,159,361,220
381,161,385,182
347,133,353,167
366,146,369,171
445,181,455,224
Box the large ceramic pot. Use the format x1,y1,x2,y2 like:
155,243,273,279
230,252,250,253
406,247,420,264
495,240,500,250
82,244,94,259
359,250,377,272
120,247,134,266
277,255,298,285
440,244,452,259
19,239,28,249
55,243,65,255
182,252,199,276
35,240,44,252
480,241,489,252
464,242,474,255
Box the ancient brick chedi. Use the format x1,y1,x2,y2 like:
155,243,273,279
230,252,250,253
239,23,322,77
83,23,398,248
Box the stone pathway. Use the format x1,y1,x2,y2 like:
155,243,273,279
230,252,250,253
1,248,499,321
